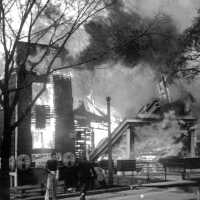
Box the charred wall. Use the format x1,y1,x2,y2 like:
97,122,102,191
53,75,74,153
17,71,33,155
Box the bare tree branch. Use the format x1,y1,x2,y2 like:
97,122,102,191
11,83,46,130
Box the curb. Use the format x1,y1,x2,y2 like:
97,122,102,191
15,180,198,199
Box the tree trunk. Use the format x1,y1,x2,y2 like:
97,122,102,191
0,128,11,200
1,92,12,200
0,86,13,200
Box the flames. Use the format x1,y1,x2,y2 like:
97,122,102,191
85,93,121,146
135,111,188,161
31,78,55,149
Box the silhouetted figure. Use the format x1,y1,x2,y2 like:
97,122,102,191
77,160,96,200
63,163,78,192
45,151,58,200
94,164,106,188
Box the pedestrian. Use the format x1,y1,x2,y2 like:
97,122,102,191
77,160,96,200
63,164,77,192
61,152,77,192
94,164,106,188
89,162,97,190
45,151,58,200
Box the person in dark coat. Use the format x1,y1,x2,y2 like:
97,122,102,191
63,163,78,192
77,160,96,200
45,151,58,200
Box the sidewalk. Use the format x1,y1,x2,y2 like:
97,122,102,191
10,174,187,200
64,186,198,200
112,173,182,185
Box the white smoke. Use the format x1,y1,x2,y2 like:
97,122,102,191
72,63,158,117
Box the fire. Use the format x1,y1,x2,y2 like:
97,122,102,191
31,77,55,149
135,111,184,161
85,93,121,146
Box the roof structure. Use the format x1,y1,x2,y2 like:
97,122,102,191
90,95,197,161
90,117,159,160
74,102,107,125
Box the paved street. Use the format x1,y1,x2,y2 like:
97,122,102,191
66,187,198,200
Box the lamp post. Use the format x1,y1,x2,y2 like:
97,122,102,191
106,96,113,186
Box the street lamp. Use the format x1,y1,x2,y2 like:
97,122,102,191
106,96,113,186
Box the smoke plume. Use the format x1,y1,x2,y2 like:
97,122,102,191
68,0,200,148
70,0,200,117
78,0,181,75
72,63,157,117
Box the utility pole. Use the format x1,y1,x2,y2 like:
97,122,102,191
106,96,113,186
14,72,18,186
91,128,95,151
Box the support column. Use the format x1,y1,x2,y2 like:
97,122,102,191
91,128,95,151
106,96,113,186
191,130,196,157
126,129,130,159
129,126,135,159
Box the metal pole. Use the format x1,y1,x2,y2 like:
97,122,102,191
106,96,113,186
84,128,87,160
91,128,95,151
14,73,18,186
190,130,195,157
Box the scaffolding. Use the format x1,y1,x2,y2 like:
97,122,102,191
74,126,94,160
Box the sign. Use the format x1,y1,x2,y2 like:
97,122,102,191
117,160,136,171
63,152,75,167
17,154,31,171
32,153,51,168
98,160,114,170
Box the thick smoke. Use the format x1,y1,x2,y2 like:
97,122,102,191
78,0,181,75
72,63,157,117
70,0,200,117
68,0,200,149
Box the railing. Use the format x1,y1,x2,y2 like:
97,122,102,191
117,161,165,183
98,160,166,185
10,182,64,200
159,157,200,180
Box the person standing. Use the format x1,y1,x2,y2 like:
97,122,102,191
45,151,58,200
63,163,77,192
77,160,96,200
94,164,106,188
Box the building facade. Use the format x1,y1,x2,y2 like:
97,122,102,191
16,42,75,156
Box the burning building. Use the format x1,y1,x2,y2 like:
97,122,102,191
15,42,74,157
91,105,196,162
74,100,107,160
90,78,198,162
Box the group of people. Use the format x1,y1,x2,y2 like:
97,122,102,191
45,151,106,200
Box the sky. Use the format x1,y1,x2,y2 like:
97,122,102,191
123,0,200,31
